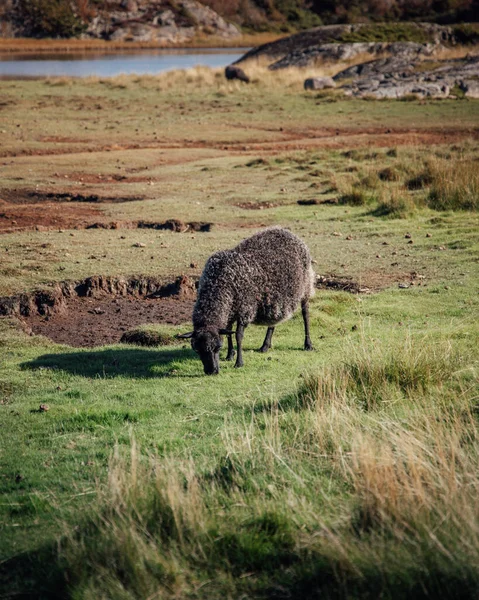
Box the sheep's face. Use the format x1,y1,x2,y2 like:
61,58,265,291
191,330,223,375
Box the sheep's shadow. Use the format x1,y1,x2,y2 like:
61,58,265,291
22,346,198,379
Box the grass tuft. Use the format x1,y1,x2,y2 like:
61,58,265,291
299,336,460,411
428,160,479,211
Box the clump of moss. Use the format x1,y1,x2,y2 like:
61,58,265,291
120,326,181,347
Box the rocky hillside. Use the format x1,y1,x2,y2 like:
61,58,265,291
0,0,240,42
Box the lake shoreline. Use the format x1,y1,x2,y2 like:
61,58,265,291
0,33,279,54
0,48,248,78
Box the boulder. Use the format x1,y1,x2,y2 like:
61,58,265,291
336,53,479,99
225,65,250,83
460,80,479,98
304,76,336,90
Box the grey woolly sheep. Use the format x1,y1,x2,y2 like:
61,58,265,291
178,227,315,375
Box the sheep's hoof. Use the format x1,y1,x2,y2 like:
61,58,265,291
304,343,314,351
225,351,236,361
258,345,270,353
234,361,244,368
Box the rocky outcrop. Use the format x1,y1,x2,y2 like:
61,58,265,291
461,80,479,98
235,23,462,66
270,41,438,70
304,76,335,90
334,54,479,98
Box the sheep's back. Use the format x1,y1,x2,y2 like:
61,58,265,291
235,228,315,324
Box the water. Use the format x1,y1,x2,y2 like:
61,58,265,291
0,48,247,78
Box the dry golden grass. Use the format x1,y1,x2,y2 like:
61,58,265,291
0,32,283,54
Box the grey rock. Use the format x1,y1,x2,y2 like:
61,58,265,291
460,80,479,98
153,10,176,27
304,76,335,90
336,53,479,99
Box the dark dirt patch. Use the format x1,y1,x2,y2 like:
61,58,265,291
297,198,339,206
1,274,196,347
317,275,367,293
0,201,101,232
0,192,213,233
24,295,194,348
6,190,146,204
317,270,424,293
236,201,279,210
86,219,212,232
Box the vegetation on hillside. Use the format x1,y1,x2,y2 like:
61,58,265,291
2,0,478,39
205,0,479,32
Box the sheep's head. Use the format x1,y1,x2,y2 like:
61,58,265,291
177,328,233,375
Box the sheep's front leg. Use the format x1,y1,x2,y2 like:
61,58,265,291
234,323,245,368
226,333,236,361
259,327,275,352
301,299,314,351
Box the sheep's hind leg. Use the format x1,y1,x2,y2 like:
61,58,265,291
234,323,245,368
259,327,274,352
302,299,314,351
226,333,236,361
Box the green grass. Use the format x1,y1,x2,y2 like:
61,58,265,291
338,23,433,44
0,71,479,598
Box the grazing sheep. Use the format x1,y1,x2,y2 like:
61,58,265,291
224,65,250,83
178,227,315,375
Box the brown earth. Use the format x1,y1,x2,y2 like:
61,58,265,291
1,274,197,347
0,190,214,233
1,127,477,160
0,200,102,232
23,294,194,348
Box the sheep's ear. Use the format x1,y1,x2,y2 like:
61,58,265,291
219,329,235,335
176,331,194,339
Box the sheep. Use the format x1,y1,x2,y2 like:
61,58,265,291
178,227,315,375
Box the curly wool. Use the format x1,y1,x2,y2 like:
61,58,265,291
193,227,315,331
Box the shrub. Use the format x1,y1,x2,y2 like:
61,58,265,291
378,166,401,182
428,161,479,211
406,170,434,190
339,187,369,206
14,0,86,38
371,192,414,218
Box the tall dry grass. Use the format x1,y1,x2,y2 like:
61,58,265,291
47,334,479,598
428,159,479,211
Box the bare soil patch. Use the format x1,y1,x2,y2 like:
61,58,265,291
86,219,213,232
0,190,213,233
1,274,197,348
235,201,279,210
1,189,146,205
0,201,101,232
25,295,194,348
317,270,425,293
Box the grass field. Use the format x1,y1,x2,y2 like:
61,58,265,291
0,69,478,598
